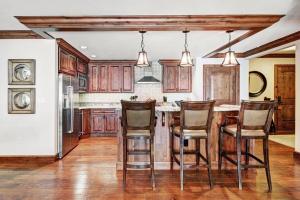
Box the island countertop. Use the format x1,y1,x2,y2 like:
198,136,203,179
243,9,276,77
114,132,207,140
78,102,240,112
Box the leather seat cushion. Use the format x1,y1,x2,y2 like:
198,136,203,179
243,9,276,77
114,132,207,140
173,126,207,137
224,124,265,137
127,129,150,137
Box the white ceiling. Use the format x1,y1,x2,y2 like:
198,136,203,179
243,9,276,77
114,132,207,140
1,0,300,59
49,31,246,60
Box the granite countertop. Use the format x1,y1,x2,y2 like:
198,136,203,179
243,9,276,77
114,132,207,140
78,102,240,112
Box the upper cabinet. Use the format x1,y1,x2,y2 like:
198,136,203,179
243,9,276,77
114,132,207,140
88,60,135,93
77,58,88,74
159,59,192,93
57,39,90,77
58,48,77,76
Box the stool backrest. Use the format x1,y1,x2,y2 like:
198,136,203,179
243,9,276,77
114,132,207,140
121,100,156,134
180,101,215,131
239,100,276,133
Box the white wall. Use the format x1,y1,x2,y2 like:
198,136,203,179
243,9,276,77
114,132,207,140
295,42,300,153
249,58,295,101
0,39,57,156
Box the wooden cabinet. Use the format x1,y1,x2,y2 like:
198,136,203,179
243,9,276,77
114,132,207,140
80,109,91,139
108,65,122,92
88,61,135,93
57,39,90,76
91,109,118,136
203,65,240,105
160,59,192,93
59,48,77,76
77,58,88,74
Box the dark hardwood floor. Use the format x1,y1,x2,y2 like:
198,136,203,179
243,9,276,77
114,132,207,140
1,137,300,200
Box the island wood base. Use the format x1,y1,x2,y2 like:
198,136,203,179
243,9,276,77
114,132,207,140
117,109,254,170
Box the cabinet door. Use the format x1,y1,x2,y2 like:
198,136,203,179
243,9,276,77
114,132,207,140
99,65,109,92
81,109,91,138
108,65,122,92
88,65,99,92
77,59,88,74
122,65,134,92
105,114,118,133
91,114,105,133
68,54,77,75
59,48,76,76
203,65,239,105
178,66,192,92
163,65,178,93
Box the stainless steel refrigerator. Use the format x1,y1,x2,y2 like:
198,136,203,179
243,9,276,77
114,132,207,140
58,74,80,159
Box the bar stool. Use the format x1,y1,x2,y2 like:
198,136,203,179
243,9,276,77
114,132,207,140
120,100,156,189
218,100,276,191
170,100,215,190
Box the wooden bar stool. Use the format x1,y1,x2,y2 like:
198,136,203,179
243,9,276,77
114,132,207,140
170,100,215,190
218,100,276,191
120,100,156,190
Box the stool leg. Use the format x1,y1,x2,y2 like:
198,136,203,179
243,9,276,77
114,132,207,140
206,137,213,188
180,136,184,191
263,138,272,192
245,139,250,171
218,127,223,173
236,135,242,190
150,137,156,190
196,139,200,166
123,137,127,188
170,132,174,171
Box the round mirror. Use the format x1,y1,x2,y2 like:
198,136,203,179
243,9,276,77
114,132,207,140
14,92,31,109
14,64,32,81
249,71,267,97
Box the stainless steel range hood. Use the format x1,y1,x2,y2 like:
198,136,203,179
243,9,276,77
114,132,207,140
137,76,160,84
136,65,160,84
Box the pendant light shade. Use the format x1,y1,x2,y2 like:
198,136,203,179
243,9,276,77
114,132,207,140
136,31,150,67
222,30,239,67
180,30,193,67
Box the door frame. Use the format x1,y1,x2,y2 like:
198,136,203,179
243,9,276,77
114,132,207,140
274,64,295,134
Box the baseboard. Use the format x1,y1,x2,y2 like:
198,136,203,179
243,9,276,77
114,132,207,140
0,155,58,164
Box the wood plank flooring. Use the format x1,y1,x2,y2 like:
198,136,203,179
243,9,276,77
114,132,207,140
1,137,300,200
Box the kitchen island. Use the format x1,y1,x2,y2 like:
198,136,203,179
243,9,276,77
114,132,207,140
115,103,246,170
79,102,248,170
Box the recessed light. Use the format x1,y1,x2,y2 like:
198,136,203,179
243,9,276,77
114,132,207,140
91,54,96,58
80,45,88,50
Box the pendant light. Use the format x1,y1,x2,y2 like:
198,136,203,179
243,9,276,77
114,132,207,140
136,31,150,67
180,30,193,67
222,30,239,66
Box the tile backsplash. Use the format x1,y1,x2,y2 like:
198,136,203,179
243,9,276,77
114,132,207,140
79,61,195,103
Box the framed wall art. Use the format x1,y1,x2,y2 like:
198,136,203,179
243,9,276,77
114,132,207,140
8,88,36,114
8,59,36,85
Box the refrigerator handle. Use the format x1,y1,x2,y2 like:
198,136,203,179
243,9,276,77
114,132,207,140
67,86,74,133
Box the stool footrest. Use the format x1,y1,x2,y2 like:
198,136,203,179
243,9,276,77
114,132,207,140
126,163,151,169
127,149,150,155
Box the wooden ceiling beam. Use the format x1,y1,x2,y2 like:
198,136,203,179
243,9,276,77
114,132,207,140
15,15,283,31
203,29,263,58
243,31,300,57
258,53,295,58
0,30,43,39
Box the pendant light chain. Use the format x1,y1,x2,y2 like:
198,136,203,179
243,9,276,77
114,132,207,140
184,31,188,51
228,31,232,51
141,32,145,51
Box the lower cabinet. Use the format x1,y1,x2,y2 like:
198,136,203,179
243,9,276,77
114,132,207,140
80,109,91,139
91,109,118,136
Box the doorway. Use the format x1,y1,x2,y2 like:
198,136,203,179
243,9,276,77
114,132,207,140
274,64,295,134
